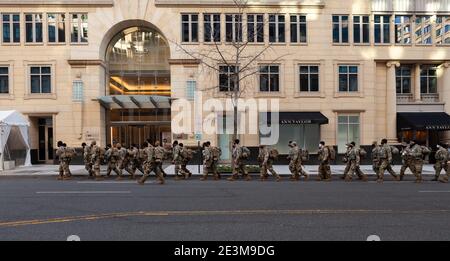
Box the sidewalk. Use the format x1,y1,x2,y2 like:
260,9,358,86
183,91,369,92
0,164,438,176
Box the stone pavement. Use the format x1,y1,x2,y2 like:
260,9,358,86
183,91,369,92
0,164,438,176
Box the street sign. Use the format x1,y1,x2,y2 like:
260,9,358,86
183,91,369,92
195,134,202,141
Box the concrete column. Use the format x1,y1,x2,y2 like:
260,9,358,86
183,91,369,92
442,62,450,143
386,61,400,144
414,64,422,102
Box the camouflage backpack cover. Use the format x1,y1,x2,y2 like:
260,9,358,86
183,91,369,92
328,146,336,161
182,148,194,160
301,149,310,162
211,147,221,161
241,146,251,159
359,148,367,159
269,148,279,160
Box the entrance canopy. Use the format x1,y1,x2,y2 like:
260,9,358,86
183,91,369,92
0,111,31,171
98,95,172,110
264,112,329,125
397,112,450,131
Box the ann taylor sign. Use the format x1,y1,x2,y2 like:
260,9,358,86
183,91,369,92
280,119,313,125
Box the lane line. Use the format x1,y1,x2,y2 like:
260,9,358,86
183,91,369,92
36,191,131,194
419,191,450,193
1,209,450,228
77,181,140,184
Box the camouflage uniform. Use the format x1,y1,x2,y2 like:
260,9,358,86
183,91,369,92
139,144,165,185
318,146,332,180
201,146,219,180
91,144,103,179
173,144,185,178
378,143,399,182
83,145,94,177
64,146,76,177
343,146,367,181
400,145,415,180
180,147,193,179
434,146,449,181
229,145,250,181
117,146,130,177
372,143,381,175
258,146,280,181
154,145,166,180
56,146,70,180
105,147,121,177
410,144,424,182
288,144,307,181
211,146,221,179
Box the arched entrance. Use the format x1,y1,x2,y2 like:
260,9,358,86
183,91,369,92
100,24,172,147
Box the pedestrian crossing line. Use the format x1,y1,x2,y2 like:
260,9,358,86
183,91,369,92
1,209,450,228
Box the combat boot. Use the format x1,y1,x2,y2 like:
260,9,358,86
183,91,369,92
303,175,309,181
376,178,384,183
414,178,423,183
157,179,165,185
137,180,145,185
200,176,207,181
276,176,281,182
227,175,237,181
344,176,352,182
431,176,439,181
245,175,252,181
399,175,404,181
439,177,448,183
57,176,64,180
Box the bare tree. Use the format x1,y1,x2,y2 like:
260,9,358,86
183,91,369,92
173,0,287,147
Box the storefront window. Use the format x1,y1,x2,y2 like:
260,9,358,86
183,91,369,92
337,115,360,153
260,124,320,154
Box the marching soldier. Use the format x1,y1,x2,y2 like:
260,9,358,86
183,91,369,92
410,140,428,183
343,142,368,182
433,143,449,182
116,143,130,178
180,143,193,179
63,143,75,177
372,141,381,176
90,141,104,181
258,145,281,182
287,141,307,181
377,139,400,183
56,141,70,180
127,144,140,179
399,142,415,181
172,141,185,179
154,141,166,181
210,142,222,180
82,142,94,177
138,141,165,185
318,141,332,181
201,142,220,181
439,143,450,183
105,144,121,178
161,138,172,177
228,139,251,181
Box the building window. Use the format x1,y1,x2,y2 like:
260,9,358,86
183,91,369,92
72,80,83,101
0,66,9,94
436,16,450,45
247,14,264,43
48,14,66,43
225,14,242,43
269,14,285,43
204,14,221,42
70,14,88,43
290,15,307,43
259,65,280,92
396,66,411,94
30,66,51,94
338,65,358,92
299,65,319,92
337,115,360,153
332,15,349,43
353,15,370,44
181,14,198,43
186,80,196,101
2,14,20,43
415,16,432,45
420,65,437,94
219,65,238,92
374,15,390,44
395,15,412,44
25,14,43,43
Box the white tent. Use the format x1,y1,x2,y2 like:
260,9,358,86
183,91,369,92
0,111,31,171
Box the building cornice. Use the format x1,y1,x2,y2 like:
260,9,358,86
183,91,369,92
68,59,106,68
155,0,325,8
168,59,201,65
0,0,113,7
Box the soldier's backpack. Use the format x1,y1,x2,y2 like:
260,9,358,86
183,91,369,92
182,149,194,160
327,146,336,161
421,146,431,155
155,147,165,161
211,147,221,161
301,149,310,162
269,148,279,160
359,148,367,159
99,147,106,161
241,147,251,159
390,146,400,155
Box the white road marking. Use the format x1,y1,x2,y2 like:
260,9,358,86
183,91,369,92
419,191,450,193
36,191,132,194
77,181,141,184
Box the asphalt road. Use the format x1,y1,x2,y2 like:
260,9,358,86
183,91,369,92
0,174,449,241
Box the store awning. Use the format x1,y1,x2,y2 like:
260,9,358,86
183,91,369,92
397,112,450,131
264,112,329,125
97,95,172,110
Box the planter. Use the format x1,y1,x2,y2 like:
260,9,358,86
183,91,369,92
3,161,15,170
